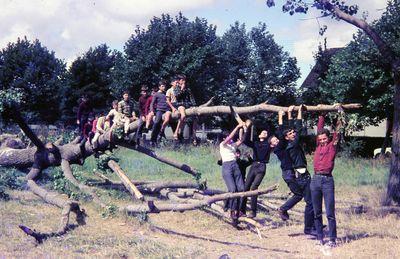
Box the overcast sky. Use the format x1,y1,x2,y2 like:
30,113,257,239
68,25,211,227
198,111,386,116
0,0,388,85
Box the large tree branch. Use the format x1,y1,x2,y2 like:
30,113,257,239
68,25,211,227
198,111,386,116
121,184,278,214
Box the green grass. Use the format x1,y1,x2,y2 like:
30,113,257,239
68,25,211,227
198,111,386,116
79,144,389,193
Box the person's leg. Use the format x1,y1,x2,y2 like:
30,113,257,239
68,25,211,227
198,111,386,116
248,164,266,216
310,175,323,240
280,170,304,212
145,112,154,129
222,161,238,215
240,163,256,214
232,162,245,213
323,177,337,242
300,173,314,234
124,117,130,134
160,111,171,139
150,111,163,143
174,106,186,138
135,117,145,142
92,132,100,149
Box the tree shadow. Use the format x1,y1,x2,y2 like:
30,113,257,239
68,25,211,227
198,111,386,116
19,224,80,244
150,225,297,255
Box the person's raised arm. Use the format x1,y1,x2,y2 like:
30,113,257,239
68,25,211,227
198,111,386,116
333,103,344,146
221,123,244,146
276,110,285,140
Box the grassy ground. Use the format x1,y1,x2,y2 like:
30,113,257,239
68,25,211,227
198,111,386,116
1,144,399,258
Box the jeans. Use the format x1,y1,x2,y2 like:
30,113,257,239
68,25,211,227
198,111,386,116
222,160,245,211
310,174,337,241
135,117,145,142
293,172,314,232
150,111,164,142
280,169,303,211
240,162,266,214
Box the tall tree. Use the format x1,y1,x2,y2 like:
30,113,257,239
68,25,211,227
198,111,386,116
124,13,225,103
266,0,400,205
62,44,119,122
0,37,67,123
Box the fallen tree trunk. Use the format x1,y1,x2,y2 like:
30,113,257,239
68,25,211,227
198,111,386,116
121,184,278,214
108,160,144,200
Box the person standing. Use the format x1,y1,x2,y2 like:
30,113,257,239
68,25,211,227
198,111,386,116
219,122,246,223
311,105,344,247
136,86,150,143
76,95,92,136
240,121,273,219
149,80,171,145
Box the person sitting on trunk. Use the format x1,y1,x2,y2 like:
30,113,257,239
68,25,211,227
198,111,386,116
91,111,110,150
174,75,196,141
144,86,159,132
118,90,135,139
107,100,123,129
76,95,92,136
136,85,150,142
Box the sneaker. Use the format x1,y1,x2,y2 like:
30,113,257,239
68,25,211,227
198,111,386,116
278,209,289,221
324,240,337,248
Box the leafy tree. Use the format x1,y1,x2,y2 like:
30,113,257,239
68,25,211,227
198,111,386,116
266,0,400,205
124,13,225,103
0,37,67,123
62,44,120,122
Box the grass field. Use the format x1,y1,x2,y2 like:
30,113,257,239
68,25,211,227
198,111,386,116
1,144,399,258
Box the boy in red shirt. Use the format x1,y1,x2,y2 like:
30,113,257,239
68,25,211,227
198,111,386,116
311,104,344,247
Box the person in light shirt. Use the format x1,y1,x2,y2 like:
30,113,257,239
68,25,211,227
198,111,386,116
219,122,246,224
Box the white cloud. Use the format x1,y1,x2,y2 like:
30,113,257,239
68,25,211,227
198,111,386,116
0,0,217,64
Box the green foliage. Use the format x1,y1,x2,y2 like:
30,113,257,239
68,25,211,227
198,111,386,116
62,44,121,122
341,138,365,158
96,152,120,172
124,13,224,104
101,204,118,218
0,167,26,200
0,37,67,123
48,167,90,201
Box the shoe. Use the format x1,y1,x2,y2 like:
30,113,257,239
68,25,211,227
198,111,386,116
324,240,337,248
247,211,256,219
304,229,318,236
278,209,289,221
238,211,246,218
230,210,240,220
315,240,324,246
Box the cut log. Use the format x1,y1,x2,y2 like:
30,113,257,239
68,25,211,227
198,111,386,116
107,160,144,201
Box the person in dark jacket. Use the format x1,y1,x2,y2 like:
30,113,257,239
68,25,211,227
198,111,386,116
240,120,275,218
136,85,150,143
282,105,314,235
149,80,171,145
76,95,92,135
272,109,306,222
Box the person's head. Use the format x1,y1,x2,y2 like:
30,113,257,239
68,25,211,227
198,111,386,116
235,149,241,159
88,112,95,122
317,128,331,146
284,128,296,141
268,135,280,148
112,100,118,109
171,76,179,87
151,86,158,95
140,85,148,96
159,80,167,92
177,74,186,86
258,129,268,141
122,91,129,101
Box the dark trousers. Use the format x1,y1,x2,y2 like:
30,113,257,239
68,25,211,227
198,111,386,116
222,160,245,211
293,172,314,232
135,117,145,142
150,111,164,142
240,162,266,214
280,169,303,211
310,174,337,241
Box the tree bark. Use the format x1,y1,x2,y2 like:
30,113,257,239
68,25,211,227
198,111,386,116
107,160,144,200
121,184,278,214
